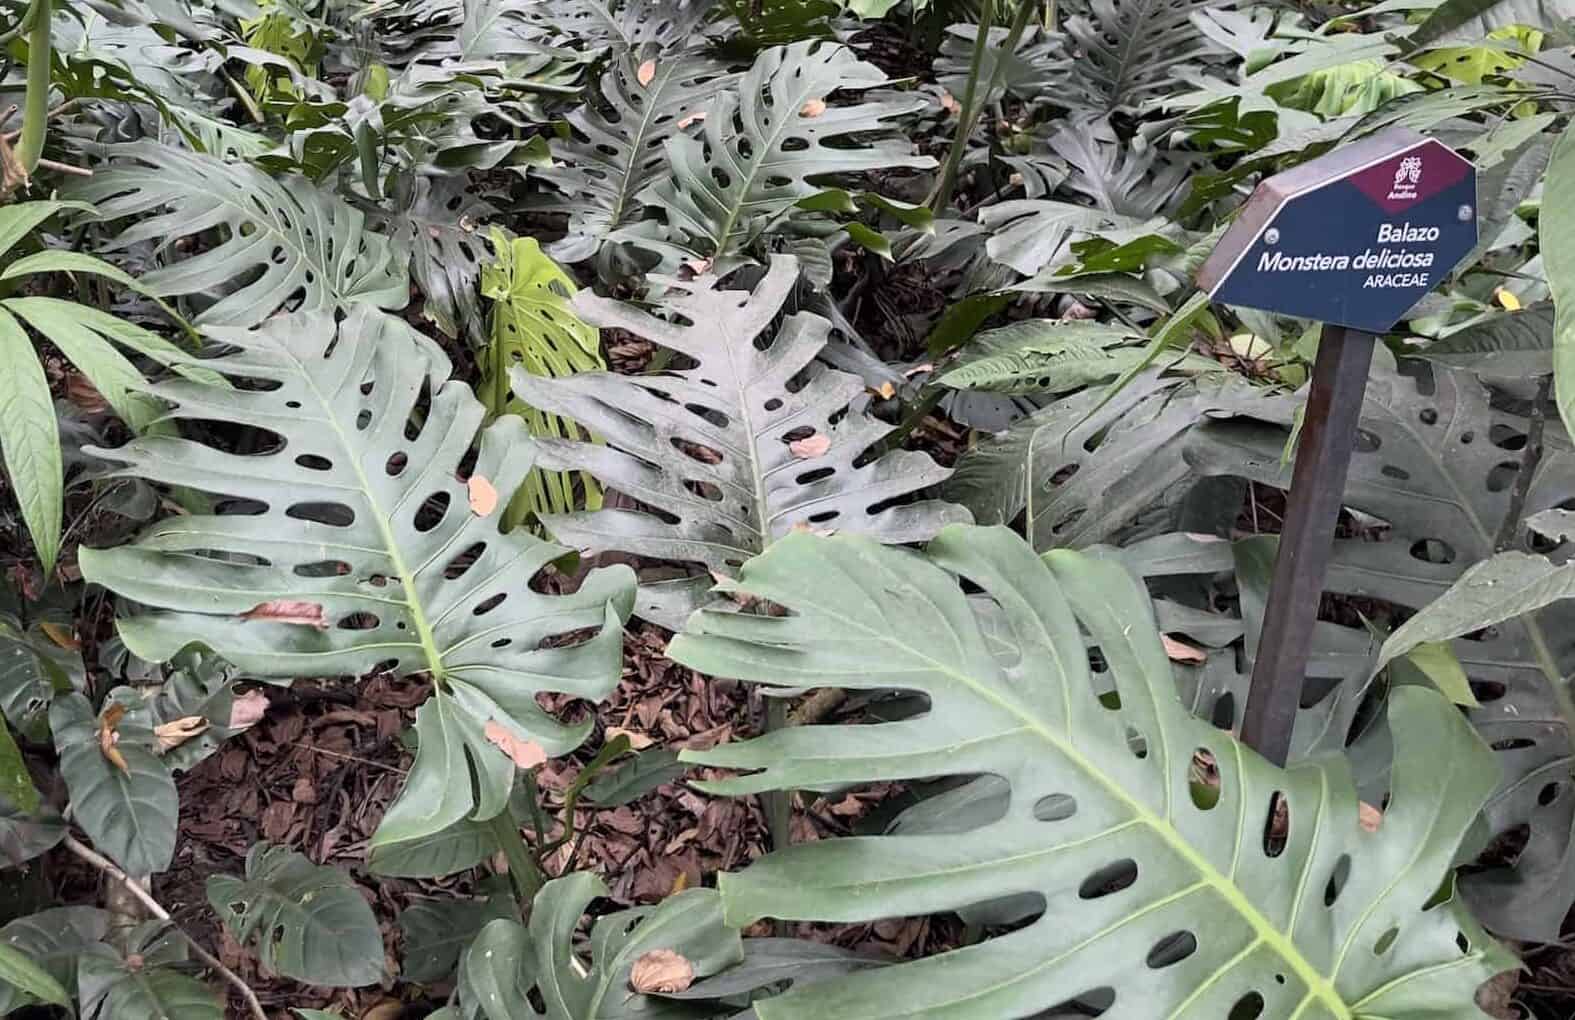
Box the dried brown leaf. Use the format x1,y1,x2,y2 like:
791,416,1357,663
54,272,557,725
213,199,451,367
98,703,129,775
788,433,831,459
154,716,208,754
468,474,499,516
629,949,694,994
607,725,655,750
241,600,328,629
228,690,269,730
677,111,707,129
1358,801,1383,832
484,720,547,769
1161,635,1206,664
799,97,827,117
637,59,657,87
39,621,78,650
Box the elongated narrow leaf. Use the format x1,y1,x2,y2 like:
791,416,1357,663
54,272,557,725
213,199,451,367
50,692,176,877
1419,304,1552,376
940,319,1217,396
642,41,935,262
208,843,383,987
0,907,108,1015
79,308,634,850
670,525,1513,1019
514,255,967,628
0,942,70,1008
536,46,738,262
69,142,408,330
0,308,62,574
1408,0,1575,48
479,233,604,525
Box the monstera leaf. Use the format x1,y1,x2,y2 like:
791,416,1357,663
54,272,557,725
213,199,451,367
479,233,605,526
1045,119,1196,219
670,525,1513,1019
78,308,635,851
513,255,966,628
535,46,737,263
939,320,1218,396
69,142,408,330
1059,0,1230,116
207,844,384,987
639,41,935,263
943,371,1266,550
1184,347,1575,940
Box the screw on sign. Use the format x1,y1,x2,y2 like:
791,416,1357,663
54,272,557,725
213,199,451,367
1196,128,1478,766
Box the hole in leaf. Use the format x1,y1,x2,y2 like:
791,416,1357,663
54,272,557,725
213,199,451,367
1125,726,1147,759
293,561,349,578
1409,538,1455,564
1189,749,1219,810
1354,429,1381,452
1078,859,1137,900
1263,792,1288,858
1539,782,1561,807
1486,462,1519,493
1145,931,1197,969
1210,692,1236,730
286,502,354,527
1380,464,1410,481
1492,737,1536,751
1456,931,1470,954
1490,424,1527,451
1032,794,1077,822
386,452,408,476
1419,408,1438,425
294,454,332,471
414,492,451,532
444,543,487,579
1228,992,1265,1020
1324,853,1350,906
473,592,507,616
1373,926,1399,955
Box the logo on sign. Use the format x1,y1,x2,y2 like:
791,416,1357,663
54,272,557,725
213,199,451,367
1388,155,1422,201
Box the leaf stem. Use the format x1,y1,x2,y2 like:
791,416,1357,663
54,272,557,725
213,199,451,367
16,0,51,177
929,0,994,214
486,806,545,906
60,833,268,1020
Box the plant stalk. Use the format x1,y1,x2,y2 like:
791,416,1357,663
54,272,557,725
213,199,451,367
16,0,50,177
486,808,545,906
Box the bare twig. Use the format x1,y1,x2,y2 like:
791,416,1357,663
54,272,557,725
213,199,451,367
35,157,90,177
60,834,269,1020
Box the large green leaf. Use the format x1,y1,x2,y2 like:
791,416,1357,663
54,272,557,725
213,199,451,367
1184,348,1575,940
0,907,108,1015
68,142,408,330
78,307,635,850
939,319,1218,396
50,693,177,877
670,525,1513,1019
0,942,70,1009
514,255,967,628
1546,121,1575,443
479,232,605,526
1060,0,1231,115
640,41,935,263
0,307,62,575
455,871,743,1020
1408,0,1575,48
77,921,224,1020
535,45,738,263
207,843,384,987
943,371,1264,550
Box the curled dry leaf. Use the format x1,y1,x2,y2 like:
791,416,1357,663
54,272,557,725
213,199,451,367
98,702,129,776
1161,635,1206,664
875,381,896,399
483,720,547,769
629,949,694,994
227,689,269,731
606,725,654,750
677,111,707,129
789,433,831,459
799,97,827,118
153,715,209,754
636,59,657,87
39,621,78,650
240,599,328,629
467,474,499,517
1359,801,1383,832
939,92,960,115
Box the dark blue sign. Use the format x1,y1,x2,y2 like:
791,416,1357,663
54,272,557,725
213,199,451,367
1196,129,1477,333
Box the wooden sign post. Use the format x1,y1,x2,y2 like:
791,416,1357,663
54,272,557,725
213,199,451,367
1196,128,1478,765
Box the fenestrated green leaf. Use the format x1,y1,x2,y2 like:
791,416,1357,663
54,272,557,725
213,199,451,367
1060,0,1230,116
207,842,384,987
68,141,408,330
640,41,936,263
670,525,1514,1019
939,319,1218,396
1418,304,1553,376
77,307,635,850
0,907,109,1015
979,199,1152,277
514,255,967,628
1546,122,1575,442
1408,0,1574,48
535,46,738,263
1184,348,1575,940
0,941,70,1008
456,871,744,1020
50,692,176,877
0,307,62,574
401,886,514,982
943,371,1265,550
392,176,497,347
479,232,604,526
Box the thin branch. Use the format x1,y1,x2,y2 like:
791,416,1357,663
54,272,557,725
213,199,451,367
60,834,269,1020
1494,374,1552,553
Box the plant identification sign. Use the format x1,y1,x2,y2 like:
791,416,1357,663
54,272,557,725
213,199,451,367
1196,128,1477,333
